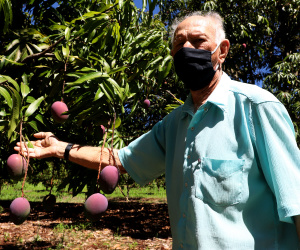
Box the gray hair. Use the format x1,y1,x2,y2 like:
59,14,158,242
170,11,226,46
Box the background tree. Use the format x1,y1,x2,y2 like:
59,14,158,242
0,0,13,33
159,0,300,143
0,0,173,197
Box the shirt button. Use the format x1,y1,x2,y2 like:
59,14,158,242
180,244,183,248
185,182,188,187
191,127,194,131
204,107,208,112
187,155,191,159
183,213,186,218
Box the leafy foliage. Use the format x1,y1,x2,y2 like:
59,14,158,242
160,0,300,83
264,53,300,142
0,0,174,196
0,0,13,33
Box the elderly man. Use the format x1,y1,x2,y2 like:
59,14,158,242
16,11,300,249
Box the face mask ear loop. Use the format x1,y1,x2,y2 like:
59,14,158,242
214,63,220,71
211,41,221,55
211,41,221,71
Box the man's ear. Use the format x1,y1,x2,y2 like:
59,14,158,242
219,39,230,63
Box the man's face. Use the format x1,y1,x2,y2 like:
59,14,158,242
171,16,218,57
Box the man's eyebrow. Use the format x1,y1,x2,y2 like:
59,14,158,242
189,32,208,38
174,33,185,40
174,31,208,41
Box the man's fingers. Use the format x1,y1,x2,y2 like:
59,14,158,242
34,132,54,138
16,141,40,147
14,146,34,153
33,132,46,138
14,146,39,158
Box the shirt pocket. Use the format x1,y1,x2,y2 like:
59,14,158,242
194,157,245,207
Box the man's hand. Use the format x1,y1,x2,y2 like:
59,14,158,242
14,132,62,159
14,131,125,173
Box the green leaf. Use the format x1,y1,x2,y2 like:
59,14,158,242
62,45,70,58
24,96,44,117
83,12,108,18
8,86,22,116
112,116,121,129
21,82,31,98
142,0,147,12
54,50,63,61
98,56,111,73
29,43,42,52
108,65,127,75
35,113,45,125
0,75,20,92
35,114,45,125
50,24,67,31
28,120,39,131
94,88,104,101
7,87,22,139
147,0,158,25
22,73,29,85
0,56,24,66
106,77,122,99
25,135,34,148
65,27,71,41
26,95,36,104
165,103,181,113
100,83,113,102
0,86,12,108
67,72,110,86
118,0,124,8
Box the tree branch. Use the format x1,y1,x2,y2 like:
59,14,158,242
21,36,65,63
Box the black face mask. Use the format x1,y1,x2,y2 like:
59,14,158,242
173,44,220,91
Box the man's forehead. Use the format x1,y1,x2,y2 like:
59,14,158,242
174,29,207,38
174,16,213,38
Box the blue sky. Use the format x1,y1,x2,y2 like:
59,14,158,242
51,1,160,14
134,0,160,14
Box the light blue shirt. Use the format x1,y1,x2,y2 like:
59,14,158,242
118,73,300,249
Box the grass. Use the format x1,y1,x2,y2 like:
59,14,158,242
0,183,172,249
0,181,166,203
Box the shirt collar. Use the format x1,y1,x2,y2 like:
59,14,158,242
181,73,230,119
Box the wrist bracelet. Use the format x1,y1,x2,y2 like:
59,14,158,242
64,143,74,161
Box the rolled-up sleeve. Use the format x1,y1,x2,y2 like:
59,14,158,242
252,101,300,223
118,119,167,186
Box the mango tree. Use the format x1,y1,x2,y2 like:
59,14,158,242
0,0,173,199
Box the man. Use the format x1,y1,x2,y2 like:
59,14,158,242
16,11,300,249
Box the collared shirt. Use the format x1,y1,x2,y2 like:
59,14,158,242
118,73,300,249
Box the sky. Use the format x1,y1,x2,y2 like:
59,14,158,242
134,0,160,15
50,1,160,14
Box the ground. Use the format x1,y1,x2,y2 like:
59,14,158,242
0,198,172,249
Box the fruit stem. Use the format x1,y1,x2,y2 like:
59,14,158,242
61,51,70,102
21,134,30,198
117,184,127,199
97,122,109,191
109,112,117,166
19,119,23,156
19,121,29,197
